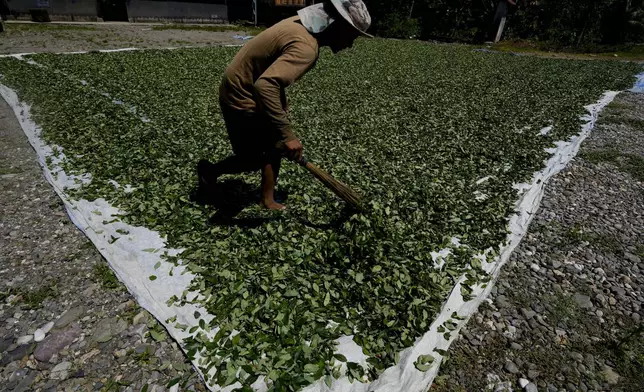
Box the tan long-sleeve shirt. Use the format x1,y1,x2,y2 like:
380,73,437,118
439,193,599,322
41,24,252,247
219,16,319,144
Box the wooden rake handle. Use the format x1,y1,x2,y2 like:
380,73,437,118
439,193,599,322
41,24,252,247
296,156,363,210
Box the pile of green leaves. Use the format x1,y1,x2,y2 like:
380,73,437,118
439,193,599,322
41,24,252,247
0,41,639,390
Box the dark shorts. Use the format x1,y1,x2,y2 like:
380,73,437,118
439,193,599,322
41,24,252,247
219,101,281,159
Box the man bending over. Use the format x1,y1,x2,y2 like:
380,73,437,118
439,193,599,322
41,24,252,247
198,0,372,210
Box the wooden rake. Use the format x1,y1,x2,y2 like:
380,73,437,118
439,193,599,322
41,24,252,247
298,157,363,211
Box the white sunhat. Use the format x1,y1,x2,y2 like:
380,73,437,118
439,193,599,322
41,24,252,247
298,0,373,37
330,0,373,37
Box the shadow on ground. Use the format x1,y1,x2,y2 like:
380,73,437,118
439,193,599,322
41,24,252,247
190,179,277,228
190,178,357,230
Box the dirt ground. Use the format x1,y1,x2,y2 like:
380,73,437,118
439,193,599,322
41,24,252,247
0,22,251,54
3,22,643,61
485,41,644,62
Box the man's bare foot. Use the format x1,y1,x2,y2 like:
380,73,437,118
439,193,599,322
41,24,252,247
260,200,286,210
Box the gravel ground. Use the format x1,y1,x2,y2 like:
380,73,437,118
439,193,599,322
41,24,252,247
0,98,204,391
0,27,642,391
0,22,248,54
432,92,644,391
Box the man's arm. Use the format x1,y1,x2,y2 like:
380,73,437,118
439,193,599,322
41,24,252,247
253,41,317,159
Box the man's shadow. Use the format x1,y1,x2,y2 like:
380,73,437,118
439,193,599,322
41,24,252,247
294,206,358,230
191,179,358,230
191,179,286,228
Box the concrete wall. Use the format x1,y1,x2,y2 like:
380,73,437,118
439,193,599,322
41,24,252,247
7,0,227,22
8,0,97,15
126,1,227,22
51,0,97,15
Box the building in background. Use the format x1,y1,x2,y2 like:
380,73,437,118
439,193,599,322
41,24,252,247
3,0,315,24
228,0,312,25
8,0,100,21
256,0,310,25
125,0,227,23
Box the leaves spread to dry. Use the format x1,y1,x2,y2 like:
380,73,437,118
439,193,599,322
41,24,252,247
0,41,640,390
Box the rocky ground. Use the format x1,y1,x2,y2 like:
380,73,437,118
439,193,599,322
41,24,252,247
432,92,643,391
1,26,642,392
0,98,204,391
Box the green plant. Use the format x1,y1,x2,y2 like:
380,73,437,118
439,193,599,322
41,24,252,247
615,324,644,351
636,244,644,259
0,288,16,303
603,323,644,391
101,379,130,392
19,280,59,310
562,224,622,254
564,224,595,244
546,292,582,329
93,263,120,290
375,14,421,39
147,319,168,342
0,165,19,175
134,350,152,364
582,149,644,181
367,0,644,47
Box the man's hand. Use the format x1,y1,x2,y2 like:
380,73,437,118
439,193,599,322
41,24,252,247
284,138,303,162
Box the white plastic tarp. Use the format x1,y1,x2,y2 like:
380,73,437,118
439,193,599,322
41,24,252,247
631,72,644,93
0,48,635,392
